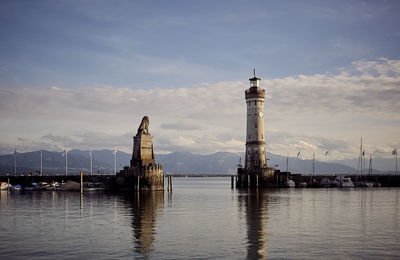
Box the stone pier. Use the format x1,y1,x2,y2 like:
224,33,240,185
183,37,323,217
116,116,164,191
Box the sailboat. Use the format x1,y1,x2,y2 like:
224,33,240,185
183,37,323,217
355,139,373,187
365,155,374,187
284,153,295,188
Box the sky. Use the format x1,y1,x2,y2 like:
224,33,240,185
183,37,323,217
0,0,399,161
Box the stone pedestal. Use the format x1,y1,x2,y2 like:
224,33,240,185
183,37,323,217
117,116,164,191
131,134,155,167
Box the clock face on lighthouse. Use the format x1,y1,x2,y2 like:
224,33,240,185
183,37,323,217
258,111,264,118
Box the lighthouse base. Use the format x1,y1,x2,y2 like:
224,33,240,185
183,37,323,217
236,167,276,188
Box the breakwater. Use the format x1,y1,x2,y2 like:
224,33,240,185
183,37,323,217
0,175,115,190
1,173,400,190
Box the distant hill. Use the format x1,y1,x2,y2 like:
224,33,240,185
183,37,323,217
156,151,241,175
0,149,389,175
332,157,398,173
0,150,127,175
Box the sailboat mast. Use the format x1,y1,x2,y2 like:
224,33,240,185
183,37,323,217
357,138,362,175
312,153,315,176
368,154,372,175
286,152,289,173
40,150,43,176
65,150,68,176
14,150,17,176
360,138,363,175
90,150,93,176
329,148,332,175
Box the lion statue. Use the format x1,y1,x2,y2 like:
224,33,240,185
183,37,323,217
137,116,149,135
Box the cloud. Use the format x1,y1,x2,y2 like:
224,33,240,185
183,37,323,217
160,121,203,131
0,58,399,159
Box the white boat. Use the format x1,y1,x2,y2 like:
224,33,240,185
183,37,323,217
332,176,354,187
284,179,296,188
34,182,50,191
11,184,22,190
1,182,11,190
298,182,307,188
46,181,62,191
356,181,374,187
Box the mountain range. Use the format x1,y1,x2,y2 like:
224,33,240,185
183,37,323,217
0,149,396,175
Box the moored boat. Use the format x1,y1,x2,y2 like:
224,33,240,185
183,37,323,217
1,182,11,190
284,179,295,188
11,184,22,190
332,176,354,187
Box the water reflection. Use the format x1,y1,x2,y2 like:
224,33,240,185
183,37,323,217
121,191,164,256
238,190,269,260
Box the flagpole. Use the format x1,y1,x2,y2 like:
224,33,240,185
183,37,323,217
393,148,398,175
286,152,289,173
312,153,315,184
114,146,117,175
40,150,43,176
90,150,93,176
360,138,364,175
313,153,315,175
329,148,332,175
286,152,289,182
65,149,68,176
14,150,17,176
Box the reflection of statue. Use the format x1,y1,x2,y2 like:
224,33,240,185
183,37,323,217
122,191,164,256
137,116,149,135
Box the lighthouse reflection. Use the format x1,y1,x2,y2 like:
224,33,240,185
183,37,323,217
238,190,269,259
122,191,164,255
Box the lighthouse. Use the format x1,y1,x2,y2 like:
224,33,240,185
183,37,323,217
245,69,267,170
237,70,275,188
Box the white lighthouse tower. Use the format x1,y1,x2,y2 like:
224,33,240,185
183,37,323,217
238,69,275,188
245,69,267,170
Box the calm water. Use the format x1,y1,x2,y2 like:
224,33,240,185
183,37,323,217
1,177,399,259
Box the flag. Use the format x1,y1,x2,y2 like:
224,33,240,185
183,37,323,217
62,149,66,157
113,147,118,155
393,148,398,156
362,150,365,156
325,150,330,156
297,151,301,158
13,150,17,157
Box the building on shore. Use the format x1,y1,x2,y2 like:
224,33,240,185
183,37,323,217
237,70,276,188
116,116,164,191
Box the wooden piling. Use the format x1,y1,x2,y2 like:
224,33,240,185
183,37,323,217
231,176,234,188
256,174,259,188
80,172,83,194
